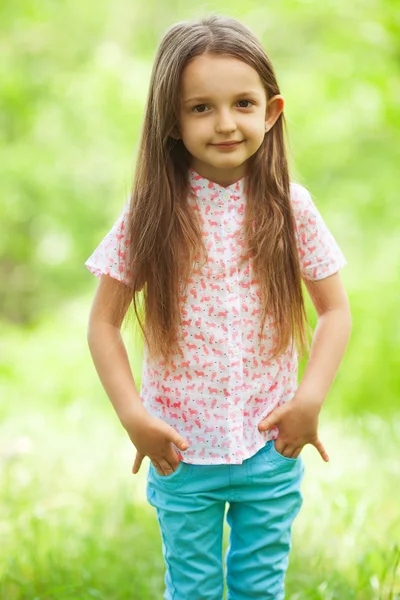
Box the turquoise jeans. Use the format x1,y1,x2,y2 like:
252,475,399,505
146,441,305,600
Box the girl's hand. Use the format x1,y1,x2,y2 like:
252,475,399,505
126,413,190,476
258,396,329,462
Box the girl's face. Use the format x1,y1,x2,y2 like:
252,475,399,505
178,53,284,187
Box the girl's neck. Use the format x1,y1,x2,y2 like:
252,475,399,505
189,161,248,188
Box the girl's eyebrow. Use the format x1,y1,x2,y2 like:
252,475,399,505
183,90,261,104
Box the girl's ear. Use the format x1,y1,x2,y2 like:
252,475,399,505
170,128,181,140
265,94,285,131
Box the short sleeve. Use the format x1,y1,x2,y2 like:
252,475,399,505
290,183,347,281
85,200,133,286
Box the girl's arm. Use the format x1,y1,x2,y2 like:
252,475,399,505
296,270,352,406
258,271,352,460
87,274,189,475
87,274,148,428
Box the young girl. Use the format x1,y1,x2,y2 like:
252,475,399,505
86,14,352,600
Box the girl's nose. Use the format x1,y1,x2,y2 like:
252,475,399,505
215,111,237,134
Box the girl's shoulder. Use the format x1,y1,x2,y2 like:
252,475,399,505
289,181,321,217
289,181,311,203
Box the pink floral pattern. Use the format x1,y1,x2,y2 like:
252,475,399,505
85,170,347,465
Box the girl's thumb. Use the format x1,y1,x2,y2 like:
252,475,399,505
258,409,280,432
171,432,189,450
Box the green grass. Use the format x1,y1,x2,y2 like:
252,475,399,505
0,300,399,599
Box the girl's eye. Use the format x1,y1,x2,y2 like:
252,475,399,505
192,100,254,113
192,104,209,113
237,99,254,108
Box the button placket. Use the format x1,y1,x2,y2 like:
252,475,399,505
225,192,235,235
228,194,245,439
204,197,224,259
226,269,244,444
215,187,245,458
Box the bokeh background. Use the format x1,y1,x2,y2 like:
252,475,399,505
1,1,399,598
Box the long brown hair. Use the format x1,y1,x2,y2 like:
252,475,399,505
120,14,311,362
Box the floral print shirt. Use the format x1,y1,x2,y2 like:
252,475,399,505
85,169,347,464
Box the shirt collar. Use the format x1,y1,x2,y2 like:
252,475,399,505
188,168,246,199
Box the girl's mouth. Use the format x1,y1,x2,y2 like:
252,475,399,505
211,141,243,149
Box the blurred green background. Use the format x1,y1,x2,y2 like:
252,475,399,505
1,0,399,598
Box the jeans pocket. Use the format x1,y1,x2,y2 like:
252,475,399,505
270,440,299,464
149,459,191,485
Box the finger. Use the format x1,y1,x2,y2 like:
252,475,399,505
168,450,182,470
152,459,164,475
158,458,177,475
313,439,329,462
258,407,285,432
169,431,189,451
285,446,300,459
290,446,303,459
132,451,145,474
274,440,286,456
278,445,293,458
258,415,276,432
